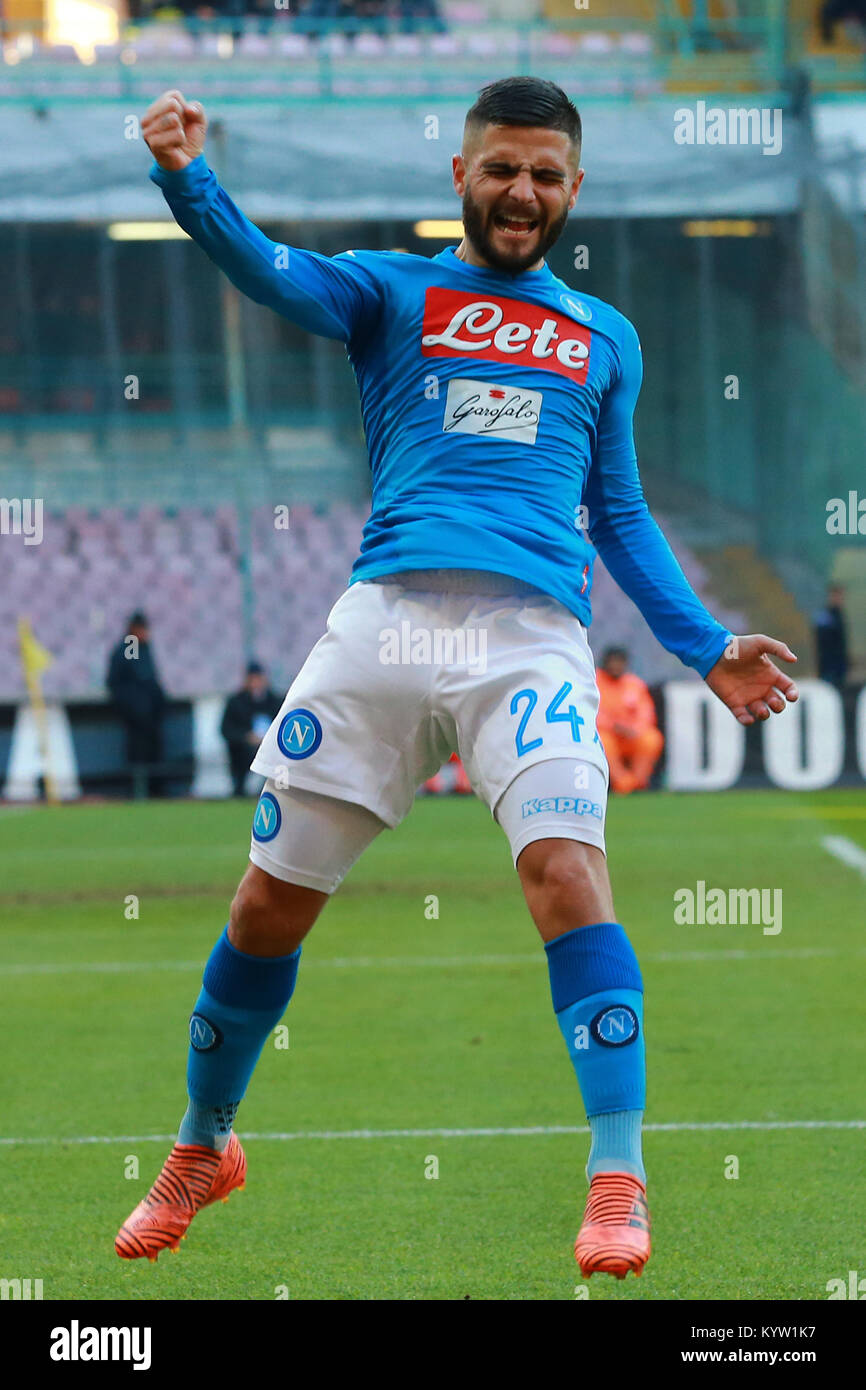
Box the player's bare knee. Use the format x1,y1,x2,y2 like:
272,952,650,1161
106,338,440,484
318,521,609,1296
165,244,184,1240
519,840,613,926
230,866,289,938
230,864,326,952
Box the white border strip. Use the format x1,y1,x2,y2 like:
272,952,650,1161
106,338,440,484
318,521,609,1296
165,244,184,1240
822,835,866,879
1,1120,864,1147
2,946,864,978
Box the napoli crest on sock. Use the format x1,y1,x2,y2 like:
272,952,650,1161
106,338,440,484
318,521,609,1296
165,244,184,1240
277,708,322,760
590,1004,639,1047
189,1013,223,1052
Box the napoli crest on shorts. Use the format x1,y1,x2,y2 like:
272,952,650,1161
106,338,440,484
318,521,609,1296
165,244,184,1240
189,1013,223,1052
560,293,592,323
277,707,322,760
252,791,281,843
590,1004,639,1047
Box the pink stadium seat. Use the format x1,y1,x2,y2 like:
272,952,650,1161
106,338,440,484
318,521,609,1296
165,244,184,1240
275,35,313,59
237,35,276,59
620,33,653,54
446,2,487,22
426,34,461,57
578,33,616,54
354,35,388,58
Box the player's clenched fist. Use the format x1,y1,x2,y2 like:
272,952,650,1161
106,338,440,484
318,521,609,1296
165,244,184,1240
142,90,207,172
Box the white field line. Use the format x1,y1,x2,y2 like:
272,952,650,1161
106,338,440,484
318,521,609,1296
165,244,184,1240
1,1120,864,1148
1,945,864,979
822,835,866,879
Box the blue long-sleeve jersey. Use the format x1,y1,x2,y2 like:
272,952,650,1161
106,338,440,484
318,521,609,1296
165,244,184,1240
151,155,731,676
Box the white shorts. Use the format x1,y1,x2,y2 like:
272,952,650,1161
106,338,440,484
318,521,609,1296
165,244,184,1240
249,577,609,890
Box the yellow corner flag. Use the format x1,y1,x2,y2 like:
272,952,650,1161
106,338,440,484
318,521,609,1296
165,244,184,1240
18,617,53,689
17,617,59,804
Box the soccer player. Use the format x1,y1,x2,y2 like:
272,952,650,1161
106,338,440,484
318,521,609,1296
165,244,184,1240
117,77,798,1279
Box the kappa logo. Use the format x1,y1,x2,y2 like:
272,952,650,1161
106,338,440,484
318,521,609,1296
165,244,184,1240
277,708,322,760
421,287,591,382
189,1013,223,1052
252,791,281,843
590,1005,639,1048
521,796,603,819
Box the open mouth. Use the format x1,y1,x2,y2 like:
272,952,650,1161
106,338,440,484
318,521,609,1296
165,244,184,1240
493,212,540,239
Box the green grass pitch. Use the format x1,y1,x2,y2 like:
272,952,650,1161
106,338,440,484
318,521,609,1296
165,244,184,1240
1,788,865,1301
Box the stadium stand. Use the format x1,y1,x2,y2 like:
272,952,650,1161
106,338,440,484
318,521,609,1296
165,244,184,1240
0,503,745,702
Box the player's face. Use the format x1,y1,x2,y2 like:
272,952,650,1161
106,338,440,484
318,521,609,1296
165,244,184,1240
452,125,583,274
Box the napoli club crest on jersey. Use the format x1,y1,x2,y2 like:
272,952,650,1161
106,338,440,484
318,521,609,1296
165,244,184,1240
560,293,592,323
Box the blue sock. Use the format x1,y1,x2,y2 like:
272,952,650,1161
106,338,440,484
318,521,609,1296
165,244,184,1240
177,926,301,1152
545,922,646,1184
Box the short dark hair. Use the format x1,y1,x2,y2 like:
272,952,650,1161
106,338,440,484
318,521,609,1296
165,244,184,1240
602,646,628,665
464,76,581,162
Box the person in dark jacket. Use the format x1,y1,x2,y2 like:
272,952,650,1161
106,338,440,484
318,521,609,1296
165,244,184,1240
820,0,866,43
221,662,282,797
814,585,849,690
106,611,167,795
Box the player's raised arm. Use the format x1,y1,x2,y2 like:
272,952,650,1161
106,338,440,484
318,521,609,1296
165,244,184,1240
142,90,383,343
582,316,798,723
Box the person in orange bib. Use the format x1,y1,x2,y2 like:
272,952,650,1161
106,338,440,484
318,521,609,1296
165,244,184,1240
596,647,664,794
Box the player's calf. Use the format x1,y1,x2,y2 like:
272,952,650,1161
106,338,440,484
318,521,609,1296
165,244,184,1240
505,774,649,1278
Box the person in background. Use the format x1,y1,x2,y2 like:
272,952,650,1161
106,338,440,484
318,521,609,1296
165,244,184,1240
221,662,282,797
595,646,664,795
819,0,866,43
814,584,849,690
106,611,167,796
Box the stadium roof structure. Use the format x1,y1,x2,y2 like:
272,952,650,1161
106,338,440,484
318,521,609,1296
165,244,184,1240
0,94,814,222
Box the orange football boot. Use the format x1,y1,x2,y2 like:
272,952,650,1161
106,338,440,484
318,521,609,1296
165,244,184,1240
115,1133,246,1262
574,1171,651,1279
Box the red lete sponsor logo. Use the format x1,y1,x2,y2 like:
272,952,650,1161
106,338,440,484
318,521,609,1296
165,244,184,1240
421,287,591,382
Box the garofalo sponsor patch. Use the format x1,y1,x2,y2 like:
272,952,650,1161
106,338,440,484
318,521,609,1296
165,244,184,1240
443,377,542,443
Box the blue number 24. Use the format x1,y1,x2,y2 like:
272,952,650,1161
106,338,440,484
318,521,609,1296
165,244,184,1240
510,682,585,757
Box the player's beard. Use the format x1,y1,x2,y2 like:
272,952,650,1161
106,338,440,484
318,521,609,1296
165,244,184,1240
461,184,569,275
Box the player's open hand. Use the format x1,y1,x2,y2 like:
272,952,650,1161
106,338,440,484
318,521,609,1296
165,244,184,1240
704,634,798,725
142,90,207,173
